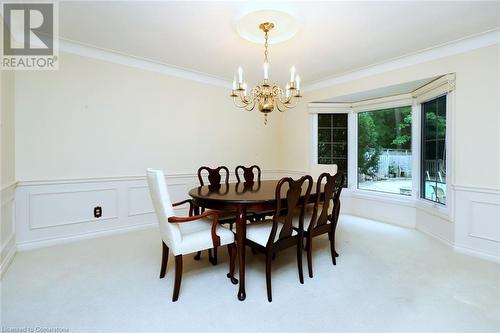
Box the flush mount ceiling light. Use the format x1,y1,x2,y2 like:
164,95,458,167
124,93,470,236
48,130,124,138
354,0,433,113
231,11,302,125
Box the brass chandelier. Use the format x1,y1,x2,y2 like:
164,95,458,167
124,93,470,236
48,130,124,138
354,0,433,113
230,22,302,124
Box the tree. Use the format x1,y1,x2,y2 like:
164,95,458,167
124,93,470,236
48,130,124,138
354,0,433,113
358,112,381,177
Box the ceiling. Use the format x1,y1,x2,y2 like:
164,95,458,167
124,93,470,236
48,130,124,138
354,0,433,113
58,1,500,86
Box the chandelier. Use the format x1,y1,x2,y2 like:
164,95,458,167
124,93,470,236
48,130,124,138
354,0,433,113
230,22,302,125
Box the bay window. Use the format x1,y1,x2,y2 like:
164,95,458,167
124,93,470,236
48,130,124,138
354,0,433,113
311,74,454,210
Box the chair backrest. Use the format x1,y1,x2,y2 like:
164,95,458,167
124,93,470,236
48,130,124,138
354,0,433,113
268,175,313,246
197,166,230,186
235,165,261,183
310,164,337,181
310,172,339,231
331,173,346,225
146,169,181,247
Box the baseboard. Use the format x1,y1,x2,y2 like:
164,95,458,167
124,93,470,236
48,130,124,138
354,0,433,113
17,222,157,251
454,245,500,264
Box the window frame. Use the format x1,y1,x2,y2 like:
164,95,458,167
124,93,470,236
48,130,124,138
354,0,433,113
420,95,447,205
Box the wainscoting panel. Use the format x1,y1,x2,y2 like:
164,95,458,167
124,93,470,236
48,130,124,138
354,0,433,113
454,186,500,262
14,170,306,251
29,188,118,229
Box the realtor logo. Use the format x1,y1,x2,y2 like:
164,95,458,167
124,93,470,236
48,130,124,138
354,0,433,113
1,2,59,70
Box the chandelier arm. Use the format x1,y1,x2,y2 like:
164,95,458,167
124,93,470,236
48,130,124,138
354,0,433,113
233,97,251,109
282,97,299,109
244,99,257,111
275,101,287,112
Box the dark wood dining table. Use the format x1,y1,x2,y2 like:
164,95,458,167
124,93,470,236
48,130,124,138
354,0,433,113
188,179,322,301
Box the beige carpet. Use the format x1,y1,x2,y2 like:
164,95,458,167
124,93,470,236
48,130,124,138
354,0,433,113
2,215,499,332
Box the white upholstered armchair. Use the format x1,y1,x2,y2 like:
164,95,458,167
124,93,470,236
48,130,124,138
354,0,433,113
146,169,237,302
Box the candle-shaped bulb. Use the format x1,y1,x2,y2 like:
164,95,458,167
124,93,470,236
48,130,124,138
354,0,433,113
290,66,296,82
263,61,269,80
238,66,243,84
296,75,301,90
285,83,290,97
232,77,237,90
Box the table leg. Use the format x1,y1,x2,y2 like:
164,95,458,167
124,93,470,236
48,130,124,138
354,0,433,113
236,205,247,301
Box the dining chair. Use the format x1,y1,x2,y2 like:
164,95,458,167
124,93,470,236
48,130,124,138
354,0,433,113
196,166,236,264
147,169,237,302
235,165,261,183
245,175,313,302
235,165,271,223
295,172,345,278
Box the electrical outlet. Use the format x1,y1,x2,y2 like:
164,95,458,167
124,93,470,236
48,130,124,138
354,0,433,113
94,206,102,218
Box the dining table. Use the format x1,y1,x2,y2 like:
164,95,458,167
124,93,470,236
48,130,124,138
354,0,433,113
188,179,323,301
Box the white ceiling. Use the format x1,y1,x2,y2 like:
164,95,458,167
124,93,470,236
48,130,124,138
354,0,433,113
58,1,500,86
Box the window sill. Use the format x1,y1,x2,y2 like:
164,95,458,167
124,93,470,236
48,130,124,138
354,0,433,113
343,188,415,207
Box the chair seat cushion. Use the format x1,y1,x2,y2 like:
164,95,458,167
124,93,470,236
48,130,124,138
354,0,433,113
246,220,297,246
176,219,234,255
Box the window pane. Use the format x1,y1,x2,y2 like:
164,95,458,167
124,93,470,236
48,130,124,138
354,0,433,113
318,143,332,159
332,114,347,127
318,114,332,127
318,129,332,142
333,129,347,141
357,106,412,195
421,95,447,205
332,143,347,156
317,114,348,185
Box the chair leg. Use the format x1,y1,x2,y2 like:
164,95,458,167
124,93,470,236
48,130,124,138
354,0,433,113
209,248,218,265
329,231,336,266
307,236,313,278
172,255,183,302
226,243,238,284
160,242,169,279
297,237,304,284
265,251,273,302
194,251,201,260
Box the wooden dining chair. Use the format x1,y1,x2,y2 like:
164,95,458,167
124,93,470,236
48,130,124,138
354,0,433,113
147,169,237,302
295,172,345,278
235,165,271,222
245,175,313,302
196,166,236,264
235,165,261,183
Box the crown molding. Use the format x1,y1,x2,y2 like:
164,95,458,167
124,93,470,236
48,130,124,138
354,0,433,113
304,29,500,93
58,38,232,89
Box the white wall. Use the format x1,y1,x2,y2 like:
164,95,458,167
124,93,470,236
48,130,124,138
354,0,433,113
1,70,16,274
281,44,500,261
15,51,284,180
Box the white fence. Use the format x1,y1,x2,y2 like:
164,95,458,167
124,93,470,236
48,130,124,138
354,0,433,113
376,149,412,178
